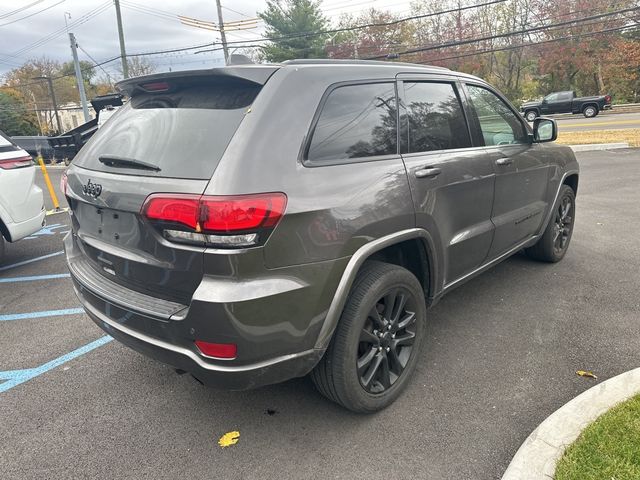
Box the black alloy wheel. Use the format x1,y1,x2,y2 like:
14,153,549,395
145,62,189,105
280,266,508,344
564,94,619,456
311,261,427,413
357,288,417,394
525,185,576,263
553,193,574,256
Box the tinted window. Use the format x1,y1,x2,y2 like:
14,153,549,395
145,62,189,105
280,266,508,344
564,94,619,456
73,77,261,179
558,92,573,101
466,85,528,146
307,83,397,162
545,93,560,102
403,82,470,153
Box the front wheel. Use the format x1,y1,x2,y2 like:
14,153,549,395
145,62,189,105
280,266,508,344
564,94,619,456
583,105,598,118
526,185,576,262
311,261,427,413
525,110,538,122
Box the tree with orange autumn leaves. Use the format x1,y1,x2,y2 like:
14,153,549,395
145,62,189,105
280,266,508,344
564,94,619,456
326,0,640,104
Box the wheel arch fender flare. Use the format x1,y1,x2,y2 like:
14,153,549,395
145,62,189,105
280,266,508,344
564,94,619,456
314,228,440,350
537,169,580,237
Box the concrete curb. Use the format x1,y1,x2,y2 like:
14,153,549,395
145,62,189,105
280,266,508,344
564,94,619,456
502,367,640,480
569,143,630,152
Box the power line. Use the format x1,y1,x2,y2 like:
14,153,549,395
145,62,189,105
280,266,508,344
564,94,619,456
417,23,639,65
77,44,114,86
257,0,508,43
338,5,634,54
2,0,510,68
367,4,640,59
193,0,510,54
0,0,65,27
222,4,253,19
7,1,111,58
0,0,46,20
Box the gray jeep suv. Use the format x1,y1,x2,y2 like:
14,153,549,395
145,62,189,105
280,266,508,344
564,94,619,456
64,60,578,412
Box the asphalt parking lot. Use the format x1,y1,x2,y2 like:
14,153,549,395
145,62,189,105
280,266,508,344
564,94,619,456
1,149,639,479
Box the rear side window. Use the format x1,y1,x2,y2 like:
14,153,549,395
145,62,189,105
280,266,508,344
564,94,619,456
73,78,261,179
306,83,397,162
402,82,471,153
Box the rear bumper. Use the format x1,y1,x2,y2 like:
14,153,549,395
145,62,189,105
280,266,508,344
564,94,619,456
4,206,45,242
603,104,613,110
64,232,340,390
78,289,323,389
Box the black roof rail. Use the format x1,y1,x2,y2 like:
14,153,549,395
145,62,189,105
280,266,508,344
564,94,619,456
282,59,450,70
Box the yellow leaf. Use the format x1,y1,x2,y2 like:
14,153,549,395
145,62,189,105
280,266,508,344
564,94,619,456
576,370,597,380
218,431,240,448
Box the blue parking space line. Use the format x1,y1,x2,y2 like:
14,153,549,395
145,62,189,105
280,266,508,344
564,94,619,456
0,273,71,283
0,308,84,322
0,336,113,393
0,250,64,272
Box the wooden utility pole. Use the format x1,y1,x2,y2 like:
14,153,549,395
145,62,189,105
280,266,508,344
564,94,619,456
69,33,90,122
114,0,129,78
215,0,229,64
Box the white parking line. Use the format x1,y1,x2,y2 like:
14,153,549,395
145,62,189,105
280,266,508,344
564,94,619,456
0,251,64,272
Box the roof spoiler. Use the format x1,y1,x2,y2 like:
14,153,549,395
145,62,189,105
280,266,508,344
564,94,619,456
116,66,279,96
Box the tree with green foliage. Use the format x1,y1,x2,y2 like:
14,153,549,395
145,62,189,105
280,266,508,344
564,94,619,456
258,0,329,62
0,89,39,136
60,60,96,84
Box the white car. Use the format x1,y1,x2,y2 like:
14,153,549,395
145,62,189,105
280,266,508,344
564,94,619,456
0,130,46,262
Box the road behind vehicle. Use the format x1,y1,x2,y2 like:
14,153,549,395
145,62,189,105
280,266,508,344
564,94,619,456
0,130,45,262
64,60,579,412
521,90,612,121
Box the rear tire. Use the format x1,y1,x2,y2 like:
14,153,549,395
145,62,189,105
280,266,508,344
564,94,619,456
526,185,575,262
311,261,427,413
583,105,598,118
525,110,538,122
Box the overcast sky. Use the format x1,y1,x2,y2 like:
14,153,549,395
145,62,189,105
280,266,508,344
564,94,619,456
0,0,409,80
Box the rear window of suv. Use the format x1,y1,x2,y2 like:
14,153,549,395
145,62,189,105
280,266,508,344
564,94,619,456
73,77,261,179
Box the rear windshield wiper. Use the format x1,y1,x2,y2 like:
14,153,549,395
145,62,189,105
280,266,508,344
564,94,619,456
98,155,161,171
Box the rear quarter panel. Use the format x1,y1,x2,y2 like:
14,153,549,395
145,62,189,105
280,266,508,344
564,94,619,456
204,66,416,268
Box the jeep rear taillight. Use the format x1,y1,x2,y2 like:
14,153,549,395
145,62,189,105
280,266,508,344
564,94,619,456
605,95,612,103
0,155,32,170
141,193,287,248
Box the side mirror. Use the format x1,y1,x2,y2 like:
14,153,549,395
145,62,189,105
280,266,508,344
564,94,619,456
533,117,557,142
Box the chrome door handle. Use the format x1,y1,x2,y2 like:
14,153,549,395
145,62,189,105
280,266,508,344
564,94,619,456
496,157,513,166
415,166,442,179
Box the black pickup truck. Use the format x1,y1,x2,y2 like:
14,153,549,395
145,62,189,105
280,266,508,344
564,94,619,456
521,91,612,121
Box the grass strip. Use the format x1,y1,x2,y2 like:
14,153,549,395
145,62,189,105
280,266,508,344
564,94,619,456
557,129,640,147
555,393,640,480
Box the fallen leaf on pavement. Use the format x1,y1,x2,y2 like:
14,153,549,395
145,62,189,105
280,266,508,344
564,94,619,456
218,431,240,448
576,370,597,380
